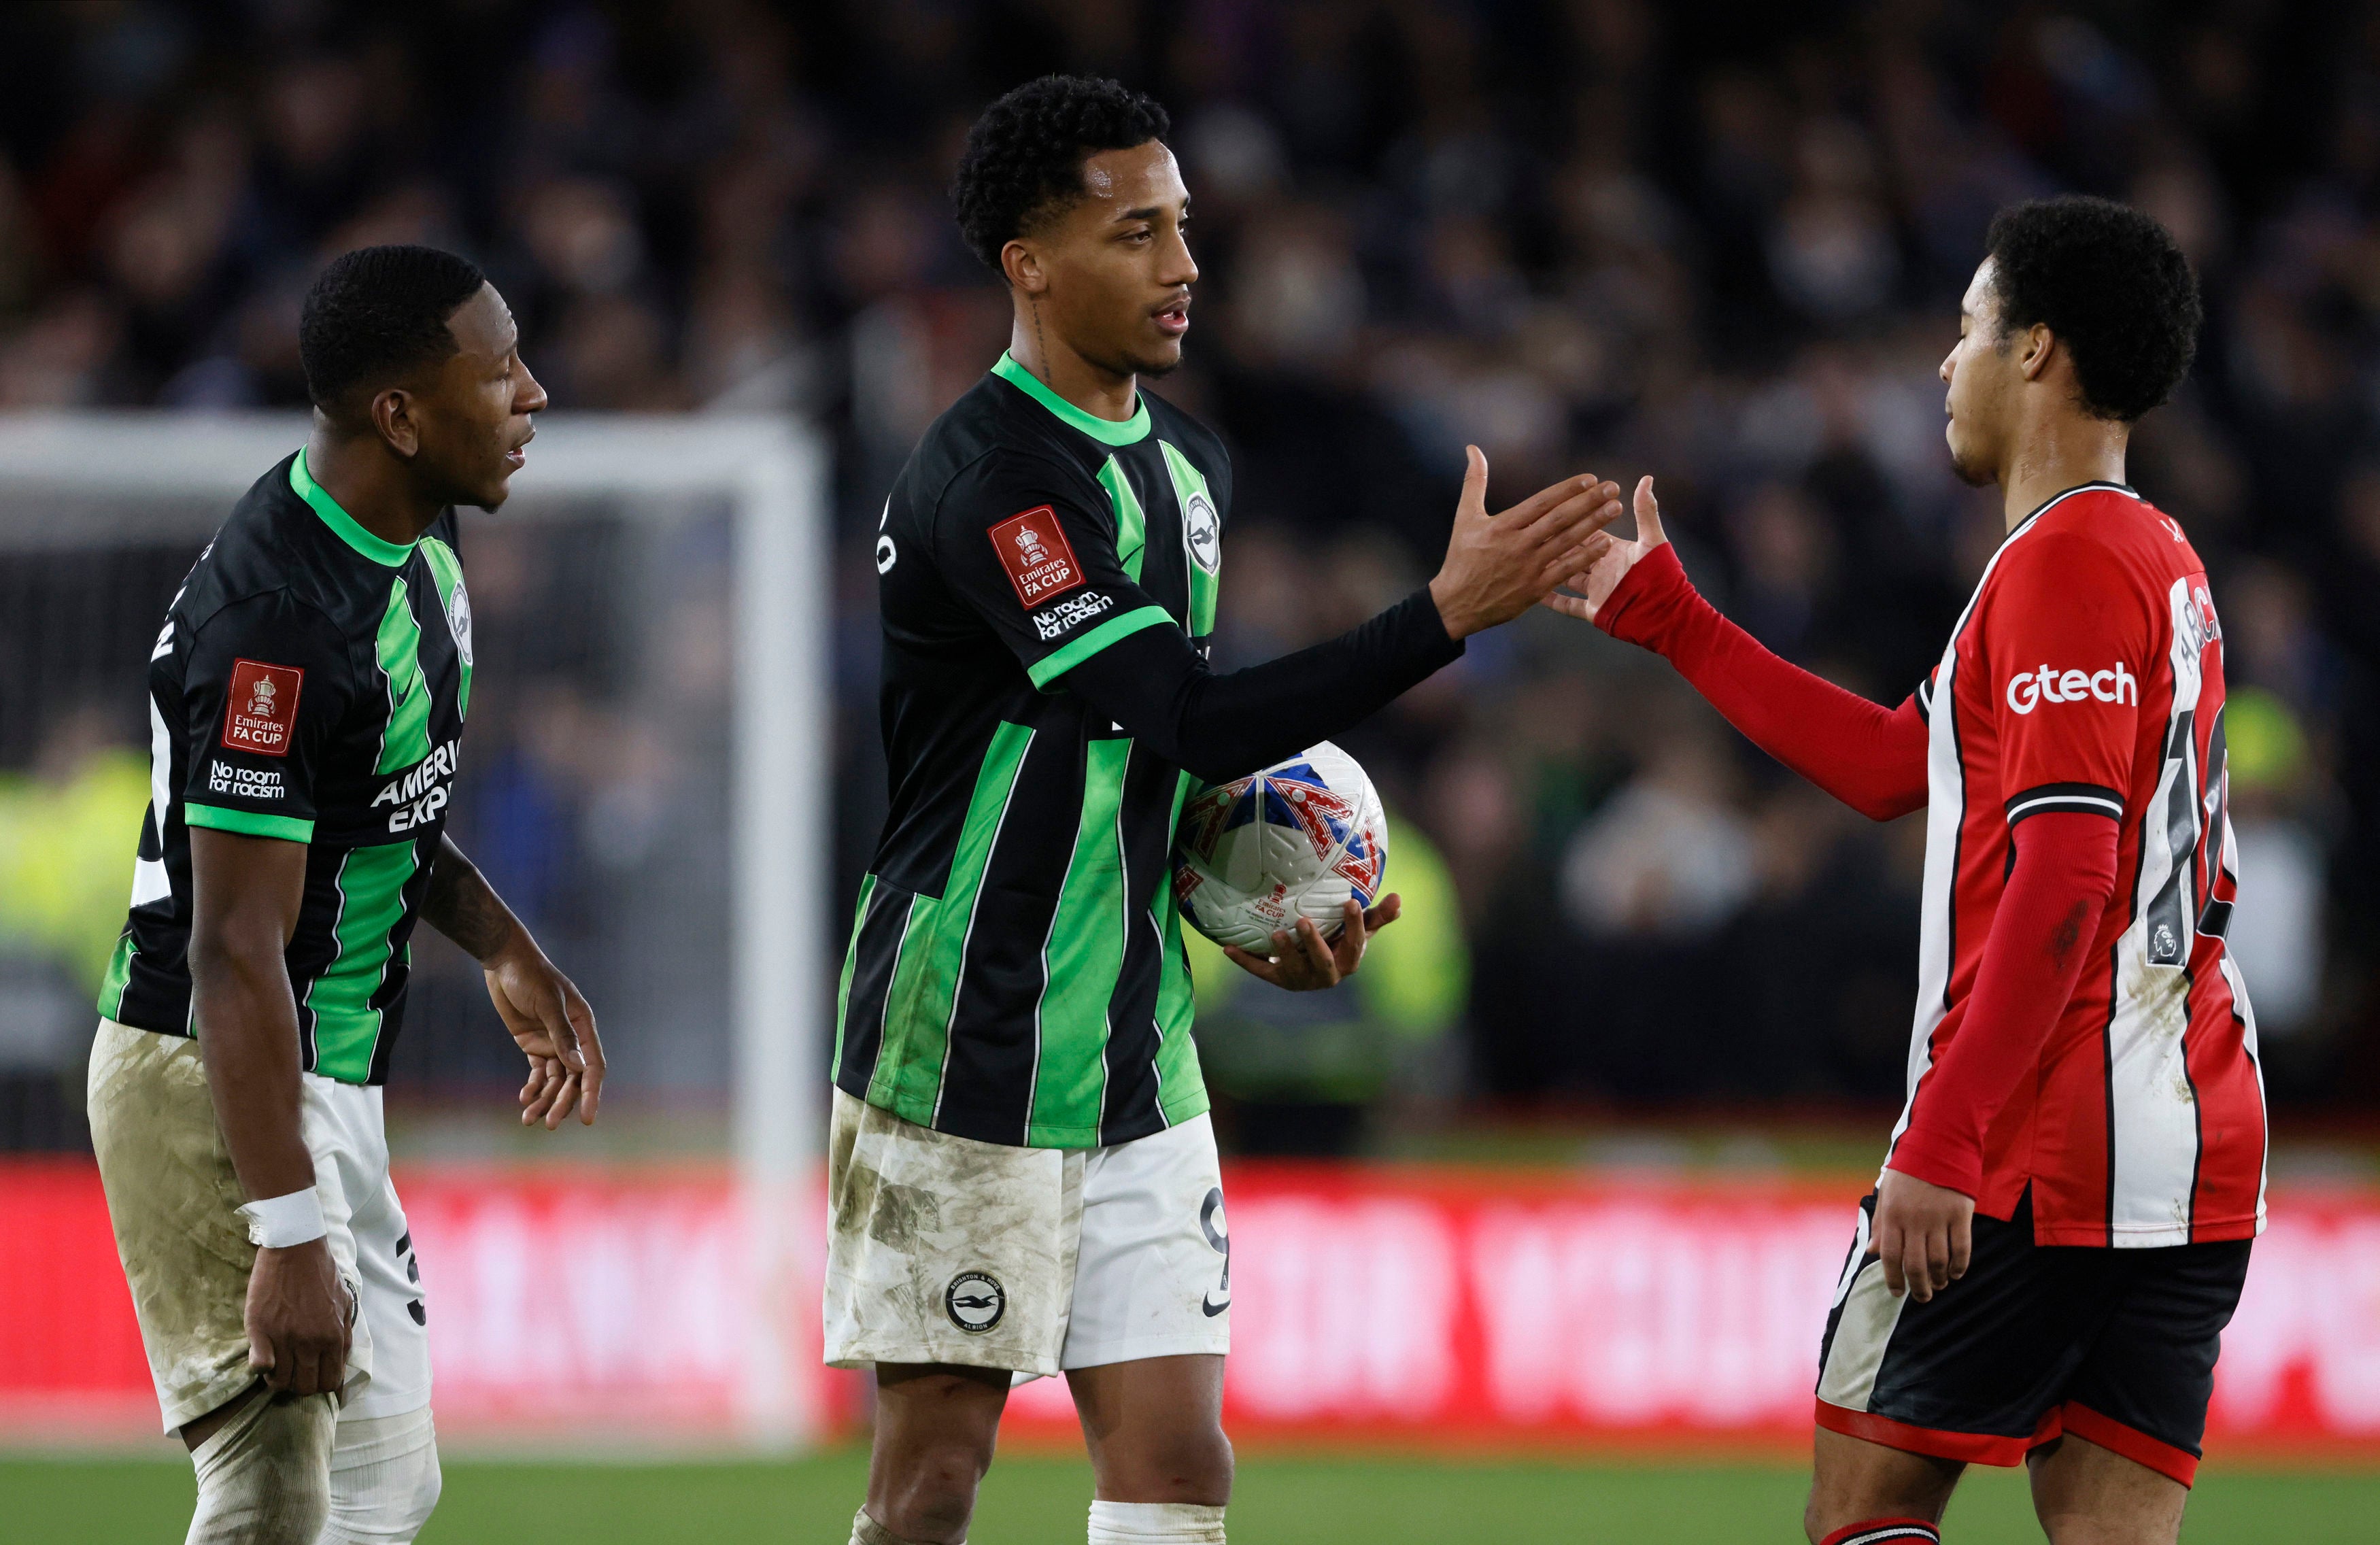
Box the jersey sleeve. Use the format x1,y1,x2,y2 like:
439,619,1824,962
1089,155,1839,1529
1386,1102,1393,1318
1984,530,2154,827
180,591,352,843
1595,543,1928,821
930,449,1180,688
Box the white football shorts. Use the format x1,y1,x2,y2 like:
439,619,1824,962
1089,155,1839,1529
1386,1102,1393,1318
823,1088,1232,1378
87,1017,432,1433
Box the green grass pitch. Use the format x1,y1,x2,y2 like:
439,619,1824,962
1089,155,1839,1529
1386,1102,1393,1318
6,1448,2375,1542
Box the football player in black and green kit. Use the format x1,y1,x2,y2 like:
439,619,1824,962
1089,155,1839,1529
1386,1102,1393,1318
827,78,1625,1545
86,245,603,1545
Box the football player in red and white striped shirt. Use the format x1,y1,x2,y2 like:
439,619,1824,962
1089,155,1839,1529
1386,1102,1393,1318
1553,198,2257,1545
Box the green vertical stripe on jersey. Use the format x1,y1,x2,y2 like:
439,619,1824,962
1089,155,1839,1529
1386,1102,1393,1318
1029,738,1134,1144
97,934,135,1021
1099,456,1148,581
304,841,420,1082
831,872,879,1074
1159,441,1221,635
873,721,1035,1123
417,537,472,719
374,577,434,773
1152,769,1204,1117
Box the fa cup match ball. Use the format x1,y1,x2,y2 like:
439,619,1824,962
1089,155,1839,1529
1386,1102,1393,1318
1171,742,1388,951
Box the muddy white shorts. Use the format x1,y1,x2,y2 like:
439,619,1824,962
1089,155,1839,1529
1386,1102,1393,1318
823,1089,1231,1378
86,1018,432,1433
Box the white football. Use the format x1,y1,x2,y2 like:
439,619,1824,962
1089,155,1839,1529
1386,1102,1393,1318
1171,742,1389,951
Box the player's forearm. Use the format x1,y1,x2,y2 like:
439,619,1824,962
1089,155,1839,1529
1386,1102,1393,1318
1887,810,2119,1196
422,836,520,963
1597,545,1927,820
1060,587,1463,782
188,932,316,1200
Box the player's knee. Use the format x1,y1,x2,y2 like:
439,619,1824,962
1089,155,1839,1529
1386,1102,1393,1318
186,1387,337,1545
1170,1423,1233,1503
320,1408,442,1544
1803,1495,1831,1544
878,1436,995,1538
876,1479,979,1540
1101,1421,1232,1506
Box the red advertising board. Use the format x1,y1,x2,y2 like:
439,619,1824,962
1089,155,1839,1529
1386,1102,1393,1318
5,1158,2377,1457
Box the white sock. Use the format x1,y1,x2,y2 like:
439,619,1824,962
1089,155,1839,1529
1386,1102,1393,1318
185,1386,337,1545
1087,1499,1227,1544
320,1406,442,1543
851,1507,944,1544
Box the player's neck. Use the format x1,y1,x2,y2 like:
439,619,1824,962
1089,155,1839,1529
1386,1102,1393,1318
303,426,447,547
1997,411,2130,532
1006,317,1138,423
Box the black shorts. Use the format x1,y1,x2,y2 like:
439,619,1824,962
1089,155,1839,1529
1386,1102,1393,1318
1814,1187,2251,1486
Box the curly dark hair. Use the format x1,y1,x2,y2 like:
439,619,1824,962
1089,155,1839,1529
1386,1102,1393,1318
299,244,486,410
953,75,1171,274
1984,197,2200,423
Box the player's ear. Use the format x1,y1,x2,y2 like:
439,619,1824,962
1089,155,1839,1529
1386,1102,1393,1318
2020,322,2055,383
371,388,422,459
1003,239,1048,296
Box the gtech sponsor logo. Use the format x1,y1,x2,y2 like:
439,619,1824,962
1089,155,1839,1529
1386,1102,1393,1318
1032,589,1113,641
371,738,460,832
2006,662,2137,715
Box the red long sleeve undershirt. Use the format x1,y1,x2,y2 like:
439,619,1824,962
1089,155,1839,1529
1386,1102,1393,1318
1596,545,2122,1197
1593,545,1928,821
1886,808,2120,1194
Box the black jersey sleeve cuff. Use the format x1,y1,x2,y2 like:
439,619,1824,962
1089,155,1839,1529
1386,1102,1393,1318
1401,585,1466,670
2003,782,2124,826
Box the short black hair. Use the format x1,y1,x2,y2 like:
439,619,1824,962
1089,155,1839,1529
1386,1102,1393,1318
953,75,1171,273
1984,197,2200,423
299,245,488,409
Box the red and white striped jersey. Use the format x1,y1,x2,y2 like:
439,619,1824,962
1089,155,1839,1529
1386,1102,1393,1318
1890,483,2266,1247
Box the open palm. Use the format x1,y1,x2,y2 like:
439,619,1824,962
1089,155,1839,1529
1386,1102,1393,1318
1541,475,1667,625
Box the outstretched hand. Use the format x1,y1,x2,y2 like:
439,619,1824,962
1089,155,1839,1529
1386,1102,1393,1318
1427,448,1623,639
1225,894,1401,991
1540,475,1667,626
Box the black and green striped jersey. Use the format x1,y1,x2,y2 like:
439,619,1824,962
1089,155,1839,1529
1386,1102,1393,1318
836,354,1229,1149
97,448,473,1086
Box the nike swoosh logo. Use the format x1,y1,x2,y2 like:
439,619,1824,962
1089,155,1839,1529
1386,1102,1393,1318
1202,1293,1230,1317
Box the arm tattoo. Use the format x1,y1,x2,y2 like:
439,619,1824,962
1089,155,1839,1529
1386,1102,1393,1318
422,837,517,962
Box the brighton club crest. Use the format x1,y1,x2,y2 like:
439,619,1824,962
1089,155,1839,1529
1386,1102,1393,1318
945,1271,1006,1334
1184,490,1220,575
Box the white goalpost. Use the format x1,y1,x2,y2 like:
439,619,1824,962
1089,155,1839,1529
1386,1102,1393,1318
0,410,834,1445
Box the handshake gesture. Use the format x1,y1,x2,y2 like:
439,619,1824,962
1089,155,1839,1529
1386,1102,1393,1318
1538,473,1665,627
1425,447,1627,640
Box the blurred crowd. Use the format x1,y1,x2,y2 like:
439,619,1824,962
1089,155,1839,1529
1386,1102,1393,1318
5,1,2380,1138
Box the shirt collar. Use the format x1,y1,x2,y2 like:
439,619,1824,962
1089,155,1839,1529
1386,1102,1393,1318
991,352,1151,447
290,447,415,568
